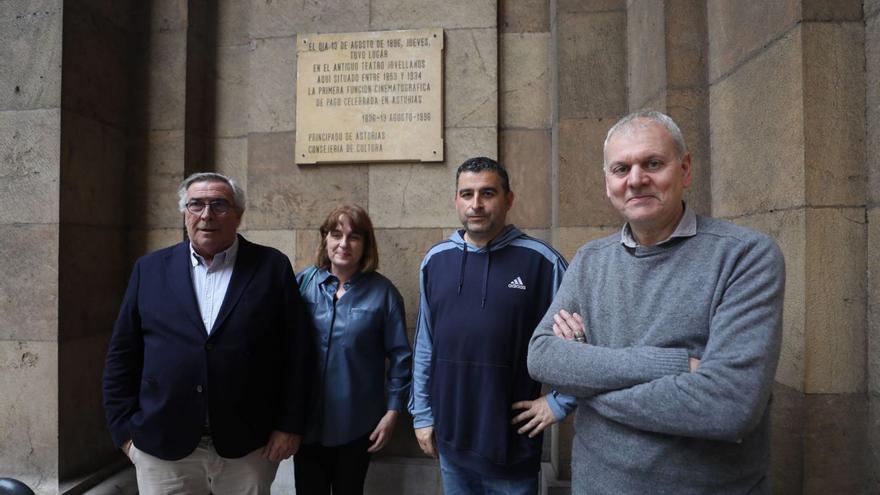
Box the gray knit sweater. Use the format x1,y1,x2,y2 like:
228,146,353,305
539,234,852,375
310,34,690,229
528,214,784,494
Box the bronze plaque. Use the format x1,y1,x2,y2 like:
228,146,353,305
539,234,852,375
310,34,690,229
295,28,444,164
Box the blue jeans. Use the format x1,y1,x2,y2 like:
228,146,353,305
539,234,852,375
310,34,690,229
439,455,539,495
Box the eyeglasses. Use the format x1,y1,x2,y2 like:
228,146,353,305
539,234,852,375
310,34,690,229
185,199,234,215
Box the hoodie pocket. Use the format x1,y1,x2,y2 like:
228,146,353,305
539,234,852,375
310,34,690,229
432,358,512,465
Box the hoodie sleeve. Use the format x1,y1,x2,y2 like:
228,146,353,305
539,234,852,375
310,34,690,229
408,259,435,429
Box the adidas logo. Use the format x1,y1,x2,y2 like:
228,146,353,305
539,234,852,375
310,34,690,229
507,276,526,290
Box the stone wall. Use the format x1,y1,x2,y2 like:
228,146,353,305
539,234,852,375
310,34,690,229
0,1,62,492
1,0,878,493
707,0,870,492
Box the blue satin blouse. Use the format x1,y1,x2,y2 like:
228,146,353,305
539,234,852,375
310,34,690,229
297,267,412,446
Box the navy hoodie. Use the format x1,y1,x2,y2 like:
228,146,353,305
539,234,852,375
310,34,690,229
409,226,573,478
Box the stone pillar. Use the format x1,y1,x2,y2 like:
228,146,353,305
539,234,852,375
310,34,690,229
60,0,187,490
626,0,710,215
0,2,62,493
707,0,868,492
865,0,880,491
58,1,133,487
127,0,190,259
183,0,216,178
500,0,552,240
553,0,627,259
208,0,248,204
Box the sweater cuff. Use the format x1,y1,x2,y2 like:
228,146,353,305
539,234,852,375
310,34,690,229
645,347,691,375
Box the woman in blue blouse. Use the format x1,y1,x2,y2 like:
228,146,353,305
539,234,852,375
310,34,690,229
294,204,412,495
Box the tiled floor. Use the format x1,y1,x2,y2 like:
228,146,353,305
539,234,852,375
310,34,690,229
82,458,566,494
82,456,444,494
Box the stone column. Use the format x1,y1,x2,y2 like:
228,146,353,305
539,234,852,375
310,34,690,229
0,2,62,493
626,0,710,215
59,0,188,491
127,0,190,259
58,1,133,487
865,0,880,491
500,0,553,240
553,0,627,260
707,1,868,492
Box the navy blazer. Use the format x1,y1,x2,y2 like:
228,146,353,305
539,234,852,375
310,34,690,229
103,235,313,460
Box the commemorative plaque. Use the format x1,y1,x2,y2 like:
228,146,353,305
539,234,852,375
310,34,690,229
295,28,444,164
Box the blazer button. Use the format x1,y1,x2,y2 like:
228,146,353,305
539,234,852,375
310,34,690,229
196,385,203,393
205,342,213,350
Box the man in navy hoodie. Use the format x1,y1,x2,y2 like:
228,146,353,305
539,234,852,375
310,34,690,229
409,157,575,494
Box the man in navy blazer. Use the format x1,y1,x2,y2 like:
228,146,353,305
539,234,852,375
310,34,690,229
103,172,312,494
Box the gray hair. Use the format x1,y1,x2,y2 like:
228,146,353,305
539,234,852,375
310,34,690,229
603,110,687,171
177,172,246,215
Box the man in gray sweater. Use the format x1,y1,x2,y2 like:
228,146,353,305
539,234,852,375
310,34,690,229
527,110,785,494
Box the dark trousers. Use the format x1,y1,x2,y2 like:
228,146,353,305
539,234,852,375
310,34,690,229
294,434,372,495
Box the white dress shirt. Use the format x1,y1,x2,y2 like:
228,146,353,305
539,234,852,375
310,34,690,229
189,238,238,334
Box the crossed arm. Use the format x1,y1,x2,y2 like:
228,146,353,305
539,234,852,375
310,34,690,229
528,240,785,442
552,309,701,372
527,303,693,399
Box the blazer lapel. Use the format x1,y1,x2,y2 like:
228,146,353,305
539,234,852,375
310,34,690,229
210,235,257,336
167,241,208,335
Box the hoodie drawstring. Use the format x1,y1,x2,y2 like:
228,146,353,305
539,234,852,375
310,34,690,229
457,245,468,295
456,226,516,308
481,245,491,308
458,240,491,308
